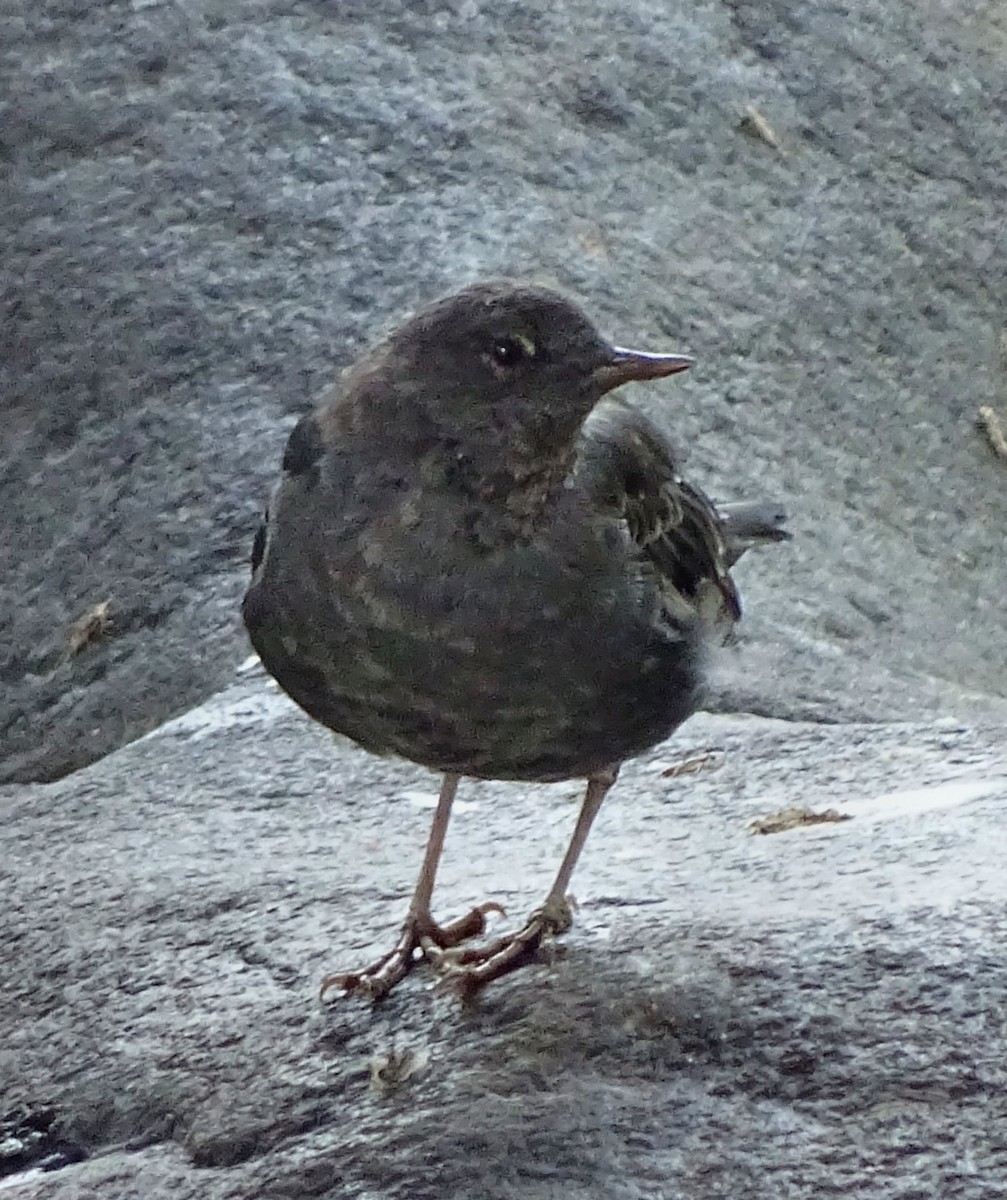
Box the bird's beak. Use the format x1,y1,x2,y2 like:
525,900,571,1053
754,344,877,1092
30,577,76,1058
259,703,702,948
593,346,694,393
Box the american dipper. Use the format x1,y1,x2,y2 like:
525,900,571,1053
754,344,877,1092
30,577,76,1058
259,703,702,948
242,281,788,1000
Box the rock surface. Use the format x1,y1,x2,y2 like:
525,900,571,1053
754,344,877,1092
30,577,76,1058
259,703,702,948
2,675,1006,1198
3,0,1007,1195
2,0,1006,783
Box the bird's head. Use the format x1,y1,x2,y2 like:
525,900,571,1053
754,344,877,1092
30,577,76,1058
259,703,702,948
375,282,693,461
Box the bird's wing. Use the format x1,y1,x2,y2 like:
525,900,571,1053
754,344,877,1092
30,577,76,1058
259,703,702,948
577,398,742,627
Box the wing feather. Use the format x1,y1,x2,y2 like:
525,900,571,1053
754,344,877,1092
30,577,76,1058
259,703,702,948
577,399,742,630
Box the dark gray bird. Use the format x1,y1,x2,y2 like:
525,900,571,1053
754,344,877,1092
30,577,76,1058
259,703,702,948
242,282,789,1000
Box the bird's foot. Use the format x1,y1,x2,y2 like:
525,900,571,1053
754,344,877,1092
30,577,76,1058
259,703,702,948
430,895,576,1000
319,901,505,1002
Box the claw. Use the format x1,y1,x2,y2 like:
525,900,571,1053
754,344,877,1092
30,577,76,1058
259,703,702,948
319,900,506,1003
435,901,506,946
433,894,576,999
319,947,413,1001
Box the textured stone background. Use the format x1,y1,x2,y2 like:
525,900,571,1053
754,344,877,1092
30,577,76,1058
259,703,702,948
2,0,1006,784
3,686,1006,1198
2,0,1006,1195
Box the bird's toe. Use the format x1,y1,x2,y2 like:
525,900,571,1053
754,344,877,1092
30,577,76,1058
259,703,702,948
432,897,577,999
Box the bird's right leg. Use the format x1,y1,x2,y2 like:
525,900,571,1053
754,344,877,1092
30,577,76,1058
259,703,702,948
320,772,503,1001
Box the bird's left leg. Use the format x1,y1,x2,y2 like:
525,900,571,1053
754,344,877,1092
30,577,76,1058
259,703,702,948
431,766,620,998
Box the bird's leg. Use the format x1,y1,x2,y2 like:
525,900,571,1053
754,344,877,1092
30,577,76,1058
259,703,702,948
320,773,503,1002
432,767,620,998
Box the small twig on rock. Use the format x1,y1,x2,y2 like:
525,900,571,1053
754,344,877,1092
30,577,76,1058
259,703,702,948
977,405,1007,463
739,104,782,151
661,750,723,779
749,806,852,836
66,600,113,658
368,1045,429,1094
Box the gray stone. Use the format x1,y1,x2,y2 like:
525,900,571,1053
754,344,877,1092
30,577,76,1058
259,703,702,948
3,0,1006,783
3,0,1007,1194
2,677,1006,1197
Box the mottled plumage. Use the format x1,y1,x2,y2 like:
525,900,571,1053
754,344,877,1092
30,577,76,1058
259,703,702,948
242,282,788,999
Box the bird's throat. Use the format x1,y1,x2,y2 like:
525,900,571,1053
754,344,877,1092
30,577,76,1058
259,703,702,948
428,436,578,539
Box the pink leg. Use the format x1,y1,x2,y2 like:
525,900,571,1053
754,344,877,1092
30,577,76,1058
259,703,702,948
320,772,503,1002
432,767,620,998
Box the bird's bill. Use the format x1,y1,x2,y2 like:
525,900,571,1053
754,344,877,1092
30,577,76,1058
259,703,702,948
594,346,694,392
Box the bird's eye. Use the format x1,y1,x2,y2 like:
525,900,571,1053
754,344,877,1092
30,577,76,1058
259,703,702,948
492,338,524,367
491,335,535,368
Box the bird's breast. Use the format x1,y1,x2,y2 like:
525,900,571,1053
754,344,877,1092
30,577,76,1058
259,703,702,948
245,475,703,781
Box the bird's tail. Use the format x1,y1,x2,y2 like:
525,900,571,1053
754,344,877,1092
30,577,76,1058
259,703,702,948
718,499,791,567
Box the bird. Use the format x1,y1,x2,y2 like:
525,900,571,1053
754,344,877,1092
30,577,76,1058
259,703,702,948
242,281,789,1001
